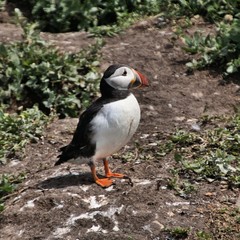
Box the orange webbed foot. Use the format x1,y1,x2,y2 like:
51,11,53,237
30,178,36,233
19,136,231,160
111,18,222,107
106,172,125,178
90,163,113,188
95,178,113,188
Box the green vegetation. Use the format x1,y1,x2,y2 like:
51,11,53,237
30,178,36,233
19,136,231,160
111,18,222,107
0,173,25,211
160,0,240,77
159,0,239,23
165,226,189,239
0,0,5,10
0,105,49,164
167,174,196,198
3,1,240,76
2,1,240,76
0,16,101,117
0,104,46,211
8,0,161,34
196,230,212,240
162,115,240,189
183,19,240,76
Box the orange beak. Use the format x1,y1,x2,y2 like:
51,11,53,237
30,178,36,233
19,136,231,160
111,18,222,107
135,70,149,87
129,69,149,89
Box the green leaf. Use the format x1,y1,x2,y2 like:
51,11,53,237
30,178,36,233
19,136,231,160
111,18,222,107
226,65,234,73
174,152,183,162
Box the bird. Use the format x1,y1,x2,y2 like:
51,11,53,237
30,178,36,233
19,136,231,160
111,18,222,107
55,64,149,187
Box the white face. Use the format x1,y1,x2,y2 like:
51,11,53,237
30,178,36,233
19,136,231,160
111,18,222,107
105,66,136,90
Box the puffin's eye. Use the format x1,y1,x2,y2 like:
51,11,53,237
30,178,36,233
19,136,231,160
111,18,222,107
122,69,127,76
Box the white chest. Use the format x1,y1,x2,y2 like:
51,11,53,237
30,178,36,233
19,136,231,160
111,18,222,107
91,94,140,159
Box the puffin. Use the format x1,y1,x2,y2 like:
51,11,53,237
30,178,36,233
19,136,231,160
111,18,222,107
55,64,149,187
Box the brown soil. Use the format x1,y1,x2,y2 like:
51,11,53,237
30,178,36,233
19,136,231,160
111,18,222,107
0,17,240,240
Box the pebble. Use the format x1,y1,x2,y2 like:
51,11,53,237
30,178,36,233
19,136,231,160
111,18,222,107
191,123,201,131
175,116,185,121
148,105,155,111
191,91,203,99
150,220,165,234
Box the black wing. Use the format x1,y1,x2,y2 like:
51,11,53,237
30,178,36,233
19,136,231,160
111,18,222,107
55,98,104,165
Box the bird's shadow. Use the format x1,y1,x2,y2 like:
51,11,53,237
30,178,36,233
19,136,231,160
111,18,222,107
37,172,95,190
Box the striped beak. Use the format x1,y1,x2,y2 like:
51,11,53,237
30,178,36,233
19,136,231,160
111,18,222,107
128,69,149,89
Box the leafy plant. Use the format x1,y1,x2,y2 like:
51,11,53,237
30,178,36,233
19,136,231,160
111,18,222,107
0,0,5,11
7,0,162,33
157,1,240,77
170,129,196,146
180,149,239,185
167,173,196,199
89,11,140,37
0,173,25,211
161,115,240,187
196,230,212,240
183,18,240,76
0,16,101,117
167,226,189,239
159,0,240,23
0,105,49,164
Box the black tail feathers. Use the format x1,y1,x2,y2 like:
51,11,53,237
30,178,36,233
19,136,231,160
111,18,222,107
54,145,73,166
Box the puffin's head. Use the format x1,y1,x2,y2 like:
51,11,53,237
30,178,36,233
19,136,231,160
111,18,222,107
102,64,149,91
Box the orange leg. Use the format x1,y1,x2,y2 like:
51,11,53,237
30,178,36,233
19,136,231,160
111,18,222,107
90,163,113,188
103,158,125,178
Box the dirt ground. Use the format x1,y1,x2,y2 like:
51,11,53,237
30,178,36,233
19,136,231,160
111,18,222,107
0,17,240,240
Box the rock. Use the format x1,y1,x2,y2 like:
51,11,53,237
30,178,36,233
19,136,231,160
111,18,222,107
149,220,164,235
191,91,203,99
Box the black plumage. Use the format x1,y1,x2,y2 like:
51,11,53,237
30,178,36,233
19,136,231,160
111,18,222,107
55,65,130,166
54,64,149,187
